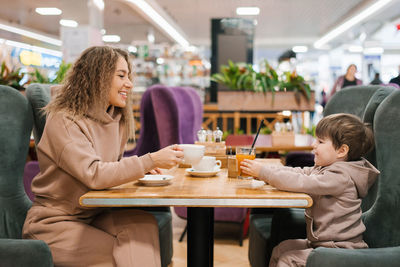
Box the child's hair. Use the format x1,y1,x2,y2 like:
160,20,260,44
315,113,374,161
45,46,134,139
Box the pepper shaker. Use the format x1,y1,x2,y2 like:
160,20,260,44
213,127,223,143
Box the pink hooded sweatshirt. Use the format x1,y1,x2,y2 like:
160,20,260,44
259,158,379,249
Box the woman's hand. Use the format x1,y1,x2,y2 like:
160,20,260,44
240,159,263,178
150,145,184,169
148,167,162,175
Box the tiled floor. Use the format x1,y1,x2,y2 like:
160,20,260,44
169,211,251,267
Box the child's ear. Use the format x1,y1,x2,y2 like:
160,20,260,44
337,144,349,159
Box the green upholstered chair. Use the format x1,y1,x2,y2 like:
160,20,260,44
307,89,400,267
25,83,173,267
0,85,53,266
247,85,394,267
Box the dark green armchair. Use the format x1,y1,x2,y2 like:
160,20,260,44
0,85,53,266
307,89,400,266
248,85,395,267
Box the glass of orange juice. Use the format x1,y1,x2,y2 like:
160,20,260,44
236,147,256,179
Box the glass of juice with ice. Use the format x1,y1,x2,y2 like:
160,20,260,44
236,147,256,179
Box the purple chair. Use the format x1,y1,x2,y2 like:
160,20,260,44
124,85,191,157
23,161,40,201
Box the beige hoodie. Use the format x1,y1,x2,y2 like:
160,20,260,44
29,106,155,217
259,158,379,249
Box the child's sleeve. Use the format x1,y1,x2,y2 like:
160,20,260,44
259,166,350,195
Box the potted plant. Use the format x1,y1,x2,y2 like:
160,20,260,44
29,61,72,84
211,60,314,111
0,61,26,91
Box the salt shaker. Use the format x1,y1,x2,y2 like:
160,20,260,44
206,130,213,142
213,127,223,143
197,128,207,142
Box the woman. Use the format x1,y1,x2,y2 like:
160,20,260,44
22,46,183,267
330,64,362,98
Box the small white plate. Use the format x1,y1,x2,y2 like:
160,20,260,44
186,168,220,177
138,175,174,186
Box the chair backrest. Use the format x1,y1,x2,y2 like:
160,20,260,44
323,85,395,211
359,86,396,210
323,85,381,118
0,85,33,238
363,90,400,248
25,83,52,145
176,86,204,142
128,85,203,156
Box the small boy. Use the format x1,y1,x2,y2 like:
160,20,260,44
240,113,380,267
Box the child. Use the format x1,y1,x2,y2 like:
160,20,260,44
23,46,183,267
240,113,380,267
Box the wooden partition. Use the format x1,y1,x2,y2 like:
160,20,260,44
132,104,292,139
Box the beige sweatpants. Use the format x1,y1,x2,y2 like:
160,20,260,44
269,239,313,267
23,208,161,267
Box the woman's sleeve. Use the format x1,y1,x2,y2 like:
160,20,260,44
45,115,155,190
259,166,350,195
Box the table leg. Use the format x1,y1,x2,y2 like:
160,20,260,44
187,207,214,267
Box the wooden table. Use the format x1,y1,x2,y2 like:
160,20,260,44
80,162,312,267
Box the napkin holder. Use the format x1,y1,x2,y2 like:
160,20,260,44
271,132,295,147
227,156,238,178
195,141,227,168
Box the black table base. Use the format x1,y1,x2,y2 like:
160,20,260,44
187,207,214,267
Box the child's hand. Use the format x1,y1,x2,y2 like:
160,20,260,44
240,159,263,178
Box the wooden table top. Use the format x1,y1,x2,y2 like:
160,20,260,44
80,159,312,209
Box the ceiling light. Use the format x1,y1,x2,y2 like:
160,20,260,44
364,47,384,54
359,32,367,42
93,0,104,10
4,39,62,57
124,0,189,48
156,58,164,64
35,7,62,15
348,45,364,53
314,0,393,49
292,46,308,53
128,46,137,53
236,7,260,16
147,30,155,43
103,35,121,42
0,21,61,46
59,19,78,28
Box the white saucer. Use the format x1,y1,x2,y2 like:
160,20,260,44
138,175,174,186
186,168,220,177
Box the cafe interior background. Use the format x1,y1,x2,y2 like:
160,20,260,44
1,0,400,265
1,0,400,154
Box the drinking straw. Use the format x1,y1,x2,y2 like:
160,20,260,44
250,119,264,154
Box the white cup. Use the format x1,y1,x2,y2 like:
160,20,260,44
192,156,222,172
179,144,205,165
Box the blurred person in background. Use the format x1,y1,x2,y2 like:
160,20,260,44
370,72,382,85
389,65,400,87
330,64,362,98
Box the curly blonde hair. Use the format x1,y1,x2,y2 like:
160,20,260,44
45,46,134,139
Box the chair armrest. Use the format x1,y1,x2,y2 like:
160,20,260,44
0,239,53,267
307,246,400,267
